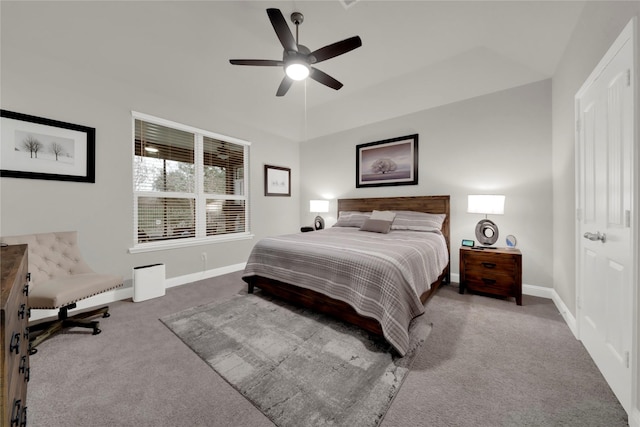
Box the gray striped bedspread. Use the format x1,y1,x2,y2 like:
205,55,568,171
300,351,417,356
242,227,449,355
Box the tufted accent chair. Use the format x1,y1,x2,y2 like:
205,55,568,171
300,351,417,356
1,231,123,353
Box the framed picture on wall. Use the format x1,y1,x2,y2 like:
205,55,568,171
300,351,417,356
0,110,96,183
264,164,291,196
356,134,418,188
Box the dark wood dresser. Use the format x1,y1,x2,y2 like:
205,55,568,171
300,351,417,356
1,245,30,426
459,246,522,305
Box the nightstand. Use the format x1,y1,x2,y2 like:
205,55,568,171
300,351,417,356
459,247,522,305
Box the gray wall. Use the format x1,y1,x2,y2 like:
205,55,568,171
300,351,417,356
0,4,301,284
551,3,639,415
551,3,640,315
300,80,553,288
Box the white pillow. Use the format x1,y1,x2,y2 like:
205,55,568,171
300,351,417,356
391,211,445,232
370,210,396,222
333,211,371,228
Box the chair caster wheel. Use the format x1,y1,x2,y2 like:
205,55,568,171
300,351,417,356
29,348,38,355
103,312,110,318
93,328,102,335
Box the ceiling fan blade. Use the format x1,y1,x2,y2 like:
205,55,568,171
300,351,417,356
229,59,283,66
276,76,294,97
267,8,297,53
310,36,362,64
309,68,343,90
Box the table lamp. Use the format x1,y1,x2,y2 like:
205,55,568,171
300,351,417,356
467,195,505,246
310,200,330,230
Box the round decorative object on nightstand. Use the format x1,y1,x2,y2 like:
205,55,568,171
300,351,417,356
475,219,499,245
506,235,517,248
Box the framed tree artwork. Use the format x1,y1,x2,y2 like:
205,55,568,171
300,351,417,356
0,110,96,183
264,164,291,197
356,134,418,188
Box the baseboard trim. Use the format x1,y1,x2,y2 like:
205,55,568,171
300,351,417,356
29,263,247,322
165,262,247,289
550,289,578,338
631,408,640,427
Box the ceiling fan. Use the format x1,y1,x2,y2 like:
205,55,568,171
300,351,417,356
229,8,362,97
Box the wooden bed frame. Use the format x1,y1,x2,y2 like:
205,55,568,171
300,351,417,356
245,195,451,337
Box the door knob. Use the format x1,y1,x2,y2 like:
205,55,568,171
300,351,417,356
583,231,606,243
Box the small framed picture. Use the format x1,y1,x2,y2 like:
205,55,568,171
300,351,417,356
264,165,291,197
356,134,418,188
0,110,96,183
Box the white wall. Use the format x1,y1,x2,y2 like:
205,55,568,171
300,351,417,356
0,4,301,285
551,2,640,419
300,80,553,288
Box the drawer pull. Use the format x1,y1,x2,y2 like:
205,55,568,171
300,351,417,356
19,355,30,382
20,406,27,427
22,283,29,296
18,303,26,319
10,332,20,354
482,262,496,269
11,399,21,426
482,278,497,285
19,355,27,373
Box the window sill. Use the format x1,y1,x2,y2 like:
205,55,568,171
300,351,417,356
128,233,254,254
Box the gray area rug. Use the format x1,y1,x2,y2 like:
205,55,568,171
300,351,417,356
161,291,431,427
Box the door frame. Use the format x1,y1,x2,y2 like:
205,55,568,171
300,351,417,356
574,16,637,422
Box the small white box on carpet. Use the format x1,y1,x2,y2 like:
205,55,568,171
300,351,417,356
133,263,166,302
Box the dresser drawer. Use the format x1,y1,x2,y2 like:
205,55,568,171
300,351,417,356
2,245,30,427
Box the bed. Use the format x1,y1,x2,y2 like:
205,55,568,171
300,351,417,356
242,195,450,355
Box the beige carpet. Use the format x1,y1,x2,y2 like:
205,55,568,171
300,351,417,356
161,291,431,427
25,272,628,426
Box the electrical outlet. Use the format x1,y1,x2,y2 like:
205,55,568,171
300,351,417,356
201,252,207,262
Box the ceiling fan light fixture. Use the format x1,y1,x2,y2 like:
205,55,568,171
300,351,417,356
285,61,310,81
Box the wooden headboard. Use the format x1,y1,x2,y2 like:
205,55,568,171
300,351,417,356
337,195,451,280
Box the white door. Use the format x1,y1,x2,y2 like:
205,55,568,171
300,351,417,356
575,19,635,414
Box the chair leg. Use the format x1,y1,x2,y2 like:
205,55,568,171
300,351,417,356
29,305,111,354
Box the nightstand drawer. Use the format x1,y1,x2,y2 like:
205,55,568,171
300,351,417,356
465,275,515,295
463,251,517,274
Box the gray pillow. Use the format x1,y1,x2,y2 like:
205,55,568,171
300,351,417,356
360,218,392,234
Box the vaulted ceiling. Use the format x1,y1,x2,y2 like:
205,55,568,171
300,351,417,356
3,1,586,141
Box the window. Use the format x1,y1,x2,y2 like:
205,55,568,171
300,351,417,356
132,112,250,251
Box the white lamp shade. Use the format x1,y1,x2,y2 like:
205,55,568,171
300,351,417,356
467,195,505,215
309,200,329,213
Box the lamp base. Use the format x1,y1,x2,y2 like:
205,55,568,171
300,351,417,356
475,219,499,245
314,215,325,230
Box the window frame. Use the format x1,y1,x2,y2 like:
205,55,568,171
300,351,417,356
130,111,251,254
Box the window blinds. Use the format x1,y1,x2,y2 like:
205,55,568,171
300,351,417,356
133,114,249,246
